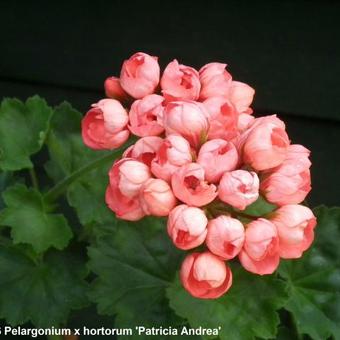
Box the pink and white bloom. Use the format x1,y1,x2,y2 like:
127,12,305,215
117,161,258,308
203,97,239,141
120,52,160,99
239,218,280,275
139,178,176,216
228,81,255,114
161,60,201,101
167,205,208,250
270,204,317,259
197,139,238,183
206,216,245,259
106,186,144,221
123,136,163,166
180,252,233,299
239,115,290,171
172,163,217,207
113,159,151,199
82,99,129,150
163,101,210,148
104,76,129,102
199,63,232,100
106,158,150,221
218,170,259,210
238,113,255,131
128,94,164,137
261,145,311,206
151,135,192,182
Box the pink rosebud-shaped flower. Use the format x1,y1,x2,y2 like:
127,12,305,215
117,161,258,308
151,135,192,182
197,139,238,183
139,178,176,216
270,204,316,259
206,216,245,260
113,159,151,199
104,76,129,102
261,145,311,206
128,94,165,137
238,113,255,131
160,60,201,101
167,204,208,250
120,52,160,99
199,63,232,100
163,101,210,148
180,252,233,299
123,136,163,167
82,99,129,150
228,81,255,114
239,115,290,171
106,186,144,221
239,218,280,275
219,170,259,210
203,97,238,141
172,163,217,207
106,159,148,221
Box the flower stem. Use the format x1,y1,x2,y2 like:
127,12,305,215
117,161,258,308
44,141,133,203
29,167,39,190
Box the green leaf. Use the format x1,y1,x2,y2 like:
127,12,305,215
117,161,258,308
88,217,184,339
0,96,53,171
0,171,15,210
167,266,288,340
44,102,83,182
66,158,115,226
279,206,340,340
0,244,89,327
0,184,72,253
45,102,116,225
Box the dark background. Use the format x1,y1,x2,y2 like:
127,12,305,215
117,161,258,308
0,0,340,338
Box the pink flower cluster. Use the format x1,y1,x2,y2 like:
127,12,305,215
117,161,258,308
82,52,316,299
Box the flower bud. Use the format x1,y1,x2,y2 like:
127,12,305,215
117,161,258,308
239,218,280,275
203,97,238,141
104,76,129,101
197,139,238,183
218,170,259,210
163,101,209,148
167,205,208,250
128,94,164,137
105,186,144,221
206,216,245,259
139,178,176,216
171,163,217,207
228,81,255,114
82,99,129,150
123,136,163,167
120,52,160,99
238,113,255,131
151,135,192,182
239,115,290,171
112,159,151,199
180,252,233,299
106,159,149,221
261,144,311,206
199,63,232,100
161,60,201,101
270,204,316,259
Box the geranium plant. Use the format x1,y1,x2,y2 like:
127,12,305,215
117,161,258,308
0,52,339,340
